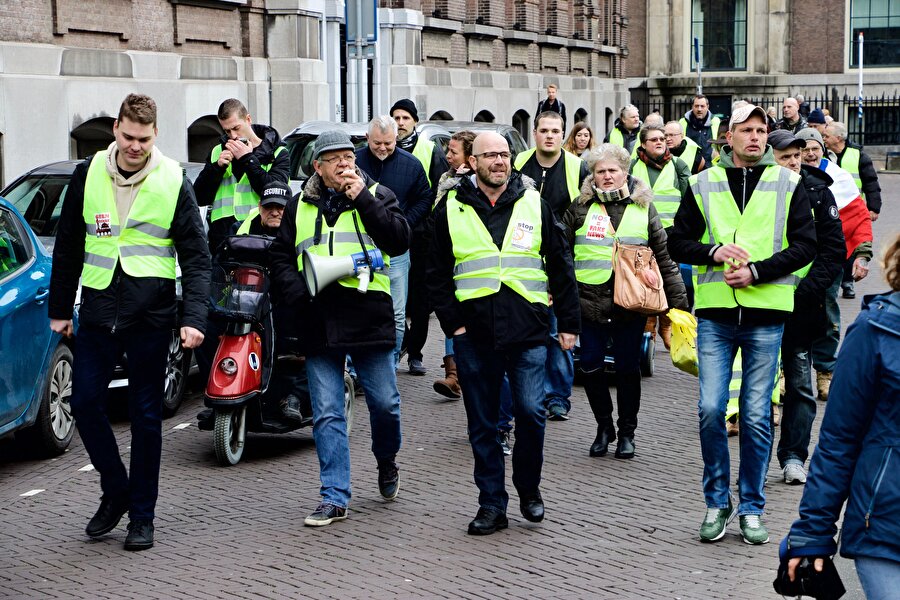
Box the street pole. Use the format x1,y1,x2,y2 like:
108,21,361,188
858,31,864,146
694,37,702,95
355,0,366,123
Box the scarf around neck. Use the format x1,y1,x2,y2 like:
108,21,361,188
637,146,672,171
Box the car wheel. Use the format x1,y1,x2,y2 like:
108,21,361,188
162,330,190,418
20,344,75,456
344,372,355,437
640,331,655,377
213,406,246,466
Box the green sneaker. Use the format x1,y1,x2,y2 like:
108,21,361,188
739,514,770,545
699,498,736,542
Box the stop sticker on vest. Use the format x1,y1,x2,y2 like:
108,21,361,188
586,212,612,240
511,221,535,250
94,213,112,237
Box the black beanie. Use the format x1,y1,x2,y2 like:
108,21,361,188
390,98,419,122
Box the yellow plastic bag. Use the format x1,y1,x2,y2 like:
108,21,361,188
668,308,698,377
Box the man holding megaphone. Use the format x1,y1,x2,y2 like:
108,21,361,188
270,131,411,527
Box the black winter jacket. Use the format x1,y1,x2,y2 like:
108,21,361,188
428,171,580,349
603,120,639,154
49,158,211,333
667,147,818,326
397,130,450,193
355,146,434,229
562,175,688,325
836,144,882,214
193,124,290,249
269,169,410,354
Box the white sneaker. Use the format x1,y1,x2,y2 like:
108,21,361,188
783,463,807,485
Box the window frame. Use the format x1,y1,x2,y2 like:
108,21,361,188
0,205,36,284
688,0,749,73
847,0,900,70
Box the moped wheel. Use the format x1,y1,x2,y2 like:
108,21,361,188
213,406,246,466
344,373,355,437
640,331,655,377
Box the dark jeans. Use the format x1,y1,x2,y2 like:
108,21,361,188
454,334,547,512
777,332,817,467
811,272,841,373
70,327,170,520
579,318,645,436
405,241,431,362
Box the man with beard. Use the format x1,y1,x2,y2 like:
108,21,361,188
428,132,580,535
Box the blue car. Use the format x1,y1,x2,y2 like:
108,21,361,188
0,197,75,455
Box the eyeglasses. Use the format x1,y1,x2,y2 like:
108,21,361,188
475,151,511,161
645,137,666,143
319,153,355,165
664,133,682,138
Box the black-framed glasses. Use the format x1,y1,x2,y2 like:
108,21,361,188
475,151,511,161
320,153,355,165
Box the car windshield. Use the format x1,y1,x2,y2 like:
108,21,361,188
284,135,368,181
2,174,71,238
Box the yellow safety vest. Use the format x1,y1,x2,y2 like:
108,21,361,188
838,147,863,194
235,208,259,235
690,164,801,312
629,159,682,229
293,183,390,295
679,116,721,143
677,138,701,172
573,202,649,284
446,189,548,305
411,137,436,187
210,145,286,222
82,151,181,290
513,148,583,204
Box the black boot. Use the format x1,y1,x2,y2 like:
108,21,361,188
614,372,640,459
590,426,616,457
614,436,635,459
584,369,615,457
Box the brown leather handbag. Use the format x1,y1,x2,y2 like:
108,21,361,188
612,240,668,314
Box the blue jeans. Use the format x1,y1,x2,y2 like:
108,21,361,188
544,306,574,412
70,327,169,520
306,348,401,507
776,334,817,467
856,556,900,600
811,273,841,373
498,376,513,432
697,319,783,515
679,264,695,308
453,334,547,512
389,251,410,363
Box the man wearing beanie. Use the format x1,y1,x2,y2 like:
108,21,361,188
390,99,450,375
807,108,828,135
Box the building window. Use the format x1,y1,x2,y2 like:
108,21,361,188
690,0,747,71
850,0,900,67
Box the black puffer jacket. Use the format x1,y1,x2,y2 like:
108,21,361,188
562,174,688,325
269,168,410,354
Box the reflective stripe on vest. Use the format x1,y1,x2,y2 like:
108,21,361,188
573,202,649,284
293,183,390,295
513,148,583,203
689,165,801,311
838,147,863,192
235,208,260,235
446,189,548,305
210,145,286,222
82,151,180,289
630,159,682,228
411,137,435,187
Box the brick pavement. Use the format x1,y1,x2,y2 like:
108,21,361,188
1,174,897,599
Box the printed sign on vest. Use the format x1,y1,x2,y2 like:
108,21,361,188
586,212,611,240
511,221,535,250
95,213,112,237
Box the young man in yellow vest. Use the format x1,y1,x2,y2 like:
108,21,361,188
428,132,580,535
668,105,817,546
269,131,410,527
192,98,290,252
48,94,210,551
514,111,589,421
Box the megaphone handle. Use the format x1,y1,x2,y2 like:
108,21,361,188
357,266,371,293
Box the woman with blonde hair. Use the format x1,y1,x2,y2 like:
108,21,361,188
563,122,596,158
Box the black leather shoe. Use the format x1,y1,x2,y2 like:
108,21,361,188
841,282,856,299
467,507,508,535
85,496,129,538
589,428,616,457
615,436,635,459
519,490,544,523
124,519,154,551
280,394,305,423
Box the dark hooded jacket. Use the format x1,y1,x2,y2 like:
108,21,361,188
603,119,639,154
269,168,410,354
562,174,688,325
428,171,580,349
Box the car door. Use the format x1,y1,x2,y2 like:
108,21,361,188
0,202,54,426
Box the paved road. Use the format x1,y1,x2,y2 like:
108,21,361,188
1,174,897,599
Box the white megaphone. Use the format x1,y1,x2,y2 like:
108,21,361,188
302,248,386,297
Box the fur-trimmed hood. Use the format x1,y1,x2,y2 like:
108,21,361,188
576,173,653,208
299,166,375,202
438,170,537,201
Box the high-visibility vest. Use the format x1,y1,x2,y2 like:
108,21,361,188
630,159,682,228
679,116,721,143
689,165,801,312
837,146,863,194
677,137,701,172
81,151,181,290
210,145,286,222
608,128,640,157
235,208,259,235
573,202,649,284
411,136,436,187
293,183,390,295
513,148,583,204
446,189,548,305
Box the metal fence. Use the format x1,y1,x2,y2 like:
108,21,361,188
634,93,900,148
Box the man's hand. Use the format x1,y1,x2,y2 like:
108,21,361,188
558,333,576,351
852,256,870,281
225,138,252,160
787,557,824,582
180,326,204,349
869,210,879,222
50,319,74,338
724,264,754,289
216,149,234,168
713,243,751,269
338,169,366,201
453,327,466,336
